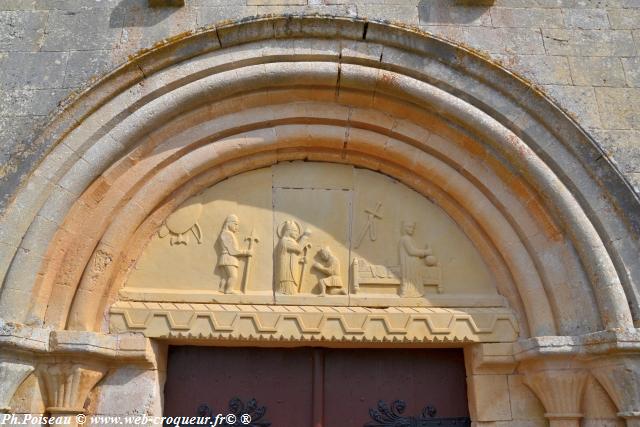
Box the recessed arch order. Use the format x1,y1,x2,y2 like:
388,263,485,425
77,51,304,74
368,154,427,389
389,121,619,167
0,16,638,343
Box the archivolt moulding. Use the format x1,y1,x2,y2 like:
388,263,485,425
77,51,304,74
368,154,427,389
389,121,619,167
0,16,637,342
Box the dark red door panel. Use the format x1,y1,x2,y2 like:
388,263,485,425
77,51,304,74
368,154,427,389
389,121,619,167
163,346,468,426
323,348,468,426
164,346,313,426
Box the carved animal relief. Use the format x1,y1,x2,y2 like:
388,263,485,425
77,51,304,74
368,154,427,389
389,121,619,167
122,163,499,307
158,200,203,245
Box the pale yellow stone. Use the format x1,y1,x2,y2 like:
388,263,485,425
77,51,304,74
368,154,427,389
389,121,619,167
508,374,545,421
272,161,354,190
467,374,512,422
351,168,497,298
109,302,519,343
125,167,274,299
273,187,350,298
123,162,499,305
10,372,45,415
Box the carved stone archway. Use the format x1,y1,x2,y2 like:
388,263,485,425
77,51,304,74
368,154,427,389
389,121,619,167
0,16,639,426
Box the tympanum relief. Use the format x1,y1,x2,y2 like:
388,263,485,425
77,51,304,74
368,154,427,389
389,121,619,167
158,198,203,245
215,214,256,294
121,162,503,307
352,221,441,297
274,220,312,295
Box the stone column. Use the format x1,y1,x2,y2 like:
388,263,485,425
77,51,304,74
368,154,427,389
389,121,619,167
0,359,34,413
522,366,588,427
590,355,640,427
38,362,107,427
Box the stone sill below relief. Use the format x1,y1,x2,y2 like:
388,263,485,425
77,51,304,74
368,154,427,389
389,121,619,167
108,302,519,344
117,287,508,308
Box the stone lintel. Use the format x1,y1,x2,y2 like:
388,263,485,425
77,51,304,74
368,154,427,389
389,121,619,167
466,342,517,375
109,302,519,344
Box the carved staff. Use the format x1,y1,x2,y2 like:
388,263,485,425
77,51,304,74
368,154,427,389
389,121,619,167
242,229,259,293
298,240,312,293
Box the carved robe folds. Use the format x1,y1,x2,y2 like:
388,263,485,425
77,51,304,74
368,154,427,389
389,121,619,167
275,235,303,295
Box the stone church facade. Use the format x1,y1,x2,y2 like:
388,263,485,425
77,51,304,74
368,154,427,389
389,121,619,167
1,1,639,426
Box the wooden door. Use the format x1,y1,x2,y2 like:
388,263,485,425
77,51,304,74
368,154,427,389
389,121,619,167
164,347,470,426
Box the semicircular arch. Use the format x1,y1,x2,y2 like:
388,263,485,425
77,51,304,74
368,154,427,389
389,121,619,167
0,16,637,341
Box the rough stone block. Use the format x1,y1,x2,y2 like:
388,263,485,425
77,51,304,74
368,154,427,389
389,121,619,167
63,50,117,88
595,87,640,130
247,0,306,4
355,4,419,25
0,11,47,51
622,57,640,87
504,28,548,54
592,129,640,173
463,27,545,54
32,0,122,10
0,0,37,10
419,24,466,41
568,56,626,86
0,51,68,90
0,89,69,117
490,7,563,28
607,8,640,29
563,8,610,29
494,421,546,427
542,84,602,128
196,6,258,26
418,0,492,26
467,374,512,422
95,367,162,415
582,376,620,420
542,28,636,56
255,4,356,16
42,8,124,51
507,375,545,420
10,372,45,415
497,54,571,85
629,172,640,194
119,4,197,52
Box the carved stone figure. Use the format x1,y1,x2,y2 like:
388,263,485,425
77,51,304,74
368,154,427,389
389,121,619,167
312,247,345,296
275,220,311,295
158,201,203,245
399,221,436,297
216,214,252,294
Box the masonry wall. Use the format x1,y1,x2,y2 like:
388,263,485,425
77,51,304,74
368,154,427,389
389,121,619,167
1,0,639,212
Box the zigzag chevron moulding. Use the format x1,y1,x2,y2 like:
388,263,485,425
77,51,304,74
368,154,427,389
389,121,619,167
109,302,519,343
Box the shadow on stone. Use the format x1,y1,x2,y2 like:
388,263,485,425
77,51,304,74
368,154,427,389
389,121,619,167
110,0,182,28
418,0,495,26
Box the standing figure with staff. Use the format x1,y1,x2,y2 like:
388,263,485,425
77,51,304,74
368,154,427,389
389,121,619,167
275,220,312,295
216,214,253,294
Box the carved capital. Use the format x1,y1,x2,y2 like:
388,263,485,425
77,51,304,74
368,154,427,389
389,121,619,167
0,359,34,413
38,362,107,414
590,355,640,425
522,366,588,427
